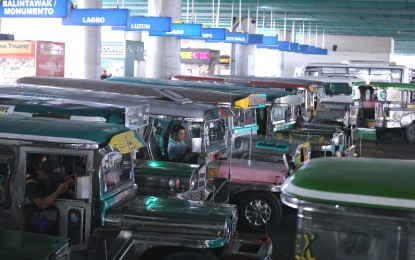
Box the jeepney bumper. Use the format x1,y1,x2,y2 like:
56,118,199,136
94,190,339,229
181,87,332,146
224,237,273,260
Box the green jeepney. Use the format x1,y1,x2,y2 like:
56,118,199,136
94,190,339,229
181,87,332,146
0,96,212,201
0,228,70,259
0,114,272,259
12,77,292,232
281,157,415,260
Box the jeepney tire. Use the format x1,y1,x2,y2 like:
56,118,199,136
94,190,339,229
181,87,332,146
159,248,217,260
404,122,415,143
235,191,282,232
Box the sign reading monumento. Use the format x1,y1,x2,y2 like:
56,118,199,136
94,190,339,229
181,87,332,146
62,8,129,26
112,16,171,32
0,0,70,18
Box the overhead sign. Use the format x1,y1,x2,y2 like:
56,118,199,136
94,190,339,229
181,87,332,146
62,9,129,26
179,27,227,40
149,23,202,37
0,0,69,18
244,34,264,45
206,32,248,43
112,16,171,32
263,36,278,45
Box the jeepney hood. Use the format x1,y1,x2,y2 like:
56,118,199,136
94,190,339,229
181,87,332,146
135,160,198,178
213,158,287,185
235,134,306,155
104,196,237,236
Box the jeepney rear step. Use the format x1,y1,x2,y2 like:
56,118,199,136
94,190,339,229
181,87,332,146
223,238,272,259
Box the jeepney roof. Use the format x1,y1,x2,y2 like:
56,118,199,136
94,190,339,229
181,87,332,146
16,76,247,105
107,76,294,102
0,96,126,124
0,84,232,121
0,114,139,148
354,81,415,90
282,157,415,212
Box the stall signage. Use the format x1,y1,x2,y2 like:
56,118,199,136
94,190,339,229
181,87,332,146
62,9,129,26
219,55,230,64
180,51,210,60
112,16,171,32
0,0,69,18
0,41,33,54
243,34,264,45
149,23,202,37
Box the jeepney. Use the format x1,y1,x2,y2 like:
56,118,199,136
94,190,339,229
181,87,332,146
0,114,272,259
14,77,294,232
170,75,353,157
0,95,212,201
0,227,70,259
105,76,311,165
281,157,415,260
351,82,415,142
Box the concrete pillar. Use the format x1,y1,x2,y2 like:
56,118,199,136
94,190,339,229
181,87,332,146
233,17,256,76
65,0,101,79
144,0,181,79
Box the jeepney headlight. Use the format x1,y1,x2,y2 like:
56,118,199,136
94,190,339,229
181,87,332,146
190,174,196,189
332,134,340,146
207,167,218,178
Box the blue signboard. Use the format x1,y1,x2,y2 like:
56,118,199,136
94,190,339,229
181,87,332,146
0,0,69,18
206,32,248,43
299,44,309,53
277,41,290,51
202,28,226,40
263,36,278,45
243,34,264,45
149,23,202,37
62,9,129,26
256,44,279,49
289,42,299,52
112,16,171,32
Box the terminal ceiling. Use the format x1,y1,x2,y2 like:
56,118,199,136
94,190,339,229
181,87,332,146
103,0,415,55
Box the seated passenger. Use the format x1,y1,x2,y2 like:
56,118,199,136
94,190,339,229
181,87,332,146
167,125,192,163
26,159,71,210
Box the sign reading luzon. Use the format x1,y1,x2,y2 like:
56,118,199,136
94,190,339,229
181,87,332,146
0,0,69,18
256,141,289,152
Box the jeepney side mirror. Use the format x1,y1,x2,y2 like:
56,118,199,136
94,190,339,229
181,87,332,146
75,173,91,199
191,138,202,153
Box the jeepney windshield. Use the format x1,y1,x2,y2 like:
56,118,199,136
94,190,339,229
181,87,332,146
272,106,285,122
101,152,133,193
204,119,228,153
323,83,352,95
233,108,256,127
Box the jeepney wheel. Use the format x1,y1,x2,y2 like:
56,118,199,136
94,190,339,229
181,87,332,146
404,122,415,143
235,191,282,232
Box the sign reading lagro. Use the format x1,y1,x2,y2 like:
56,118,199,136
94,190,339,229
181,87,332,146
62,9,129,26
0,0,70,18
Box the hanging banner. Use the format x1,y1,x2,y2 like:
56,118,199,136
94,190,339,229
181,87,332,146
206,32,248,43
288,43,299,52
112,16,171,32
243,34,264,45
149,23,202,37
62,9,129,26
0,0,70,18
179,28,227,40
277,41,290,51
263,36,278,45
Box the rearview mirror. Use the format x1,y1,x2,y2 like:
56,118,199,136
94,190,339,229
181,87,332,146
191,138,202,153
75,175,91,199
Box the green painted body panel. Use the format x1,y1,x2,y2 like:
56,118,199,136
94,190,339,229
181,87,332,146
0,97,125,124
282,157,415,211
355,128,378,141
0,114,130,145
138,160,199,177
0,228,69,259
355,81,415,90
